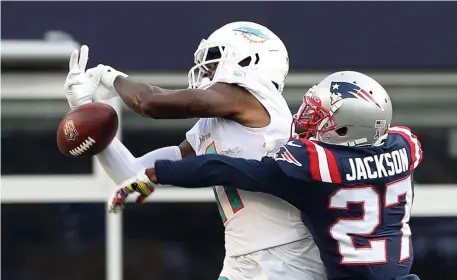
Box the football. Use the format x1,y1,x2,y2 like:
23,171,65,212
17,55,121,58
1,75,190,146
57,102,119,158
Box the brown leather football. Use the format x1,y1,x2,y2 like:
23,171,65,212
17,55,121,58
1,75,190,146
57,102,119,157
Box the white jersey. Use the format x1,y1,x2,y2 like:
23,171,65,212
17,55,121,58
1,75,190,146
186,68,310,257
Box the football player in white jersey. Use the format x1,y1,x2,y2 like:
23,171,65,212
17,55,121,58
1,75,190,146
64,21,325,280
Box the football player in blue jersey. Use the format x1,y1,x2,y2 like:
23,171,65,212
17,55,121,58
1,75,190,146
110,71,423,280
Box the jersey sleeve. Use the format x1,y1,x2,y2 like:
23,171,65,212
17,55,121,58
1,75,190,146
211,68,289,115
387,126,423,170
212,68,276,95
154,154,292,200
211,67,293,137
274,139,343,184
185,121,199,152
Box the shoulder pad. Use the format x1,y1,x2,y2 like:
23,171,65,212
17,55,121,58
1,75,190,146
212,68,276,93
388,126,423,170
274,139,343,184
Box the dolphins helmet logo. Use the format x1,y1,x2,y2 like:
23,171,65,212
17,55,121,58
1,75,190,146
233,26,270,43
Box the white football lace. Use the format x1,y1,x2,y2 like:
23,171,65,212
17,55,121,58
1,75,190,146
69,137,96,156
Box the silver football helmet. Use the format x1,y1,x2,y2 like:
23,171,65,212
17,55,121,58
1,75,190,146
293,71,393,146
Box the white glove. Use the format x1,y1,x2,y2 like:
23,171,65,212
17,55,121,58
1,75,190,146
64,45,103,109
85,64,128,101
85,65,116,101
100,64,128,91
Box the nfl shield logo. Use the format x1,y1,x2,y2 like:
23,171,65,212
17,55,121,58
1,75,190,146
63,120,78,142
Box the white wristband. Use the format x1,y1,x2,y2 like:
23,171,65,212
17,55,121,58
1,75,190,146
99,65,128,91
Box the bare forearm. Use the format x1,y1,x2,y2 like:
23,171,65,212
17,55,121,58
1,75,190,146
113,77,238,119
113,76,163,117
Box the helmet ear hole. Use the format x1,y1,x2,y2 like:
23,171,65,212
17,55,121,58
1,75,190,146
238,57,251,67
335,127,348,136
238,53,260,67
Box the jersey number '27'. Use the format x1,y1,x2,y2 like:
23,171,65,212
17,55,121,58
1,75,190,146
206,142,245,222
328,176,413,264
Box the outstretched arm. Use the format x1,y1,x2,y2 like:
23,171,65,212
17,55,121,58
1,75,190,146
107,153,297,213
149,154,291,199
113,77,261,120
97,139,194,185
110,76,269,128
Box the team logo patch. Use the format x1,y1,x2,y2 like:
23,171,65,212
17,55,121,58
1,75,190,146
374,120,387,139
275,146,302,167
233,70,246,77
63,120,78,142
330,81,384,110
233,26,270,43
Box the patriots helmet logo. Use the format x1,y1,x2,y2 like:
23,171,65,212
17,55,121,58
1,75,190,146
329,81,384,110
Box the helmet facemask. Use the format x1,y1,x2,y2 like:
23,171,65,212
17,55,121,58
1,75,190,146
188,39,260,89
293,87,337,140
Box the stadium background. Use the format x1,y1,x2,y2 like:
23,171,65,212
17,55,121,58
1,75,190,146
1,1,457,280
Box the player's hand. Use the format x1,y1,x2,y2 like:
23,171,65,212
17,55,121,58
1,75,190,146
64,45,103,109
96,64,128,95
84,65,118,101
108,170,157,214
84,64,128,101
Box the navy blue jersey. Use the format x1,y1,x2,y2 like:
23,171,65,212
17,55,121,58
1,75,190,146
154,126,423,280
272,126,423,280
